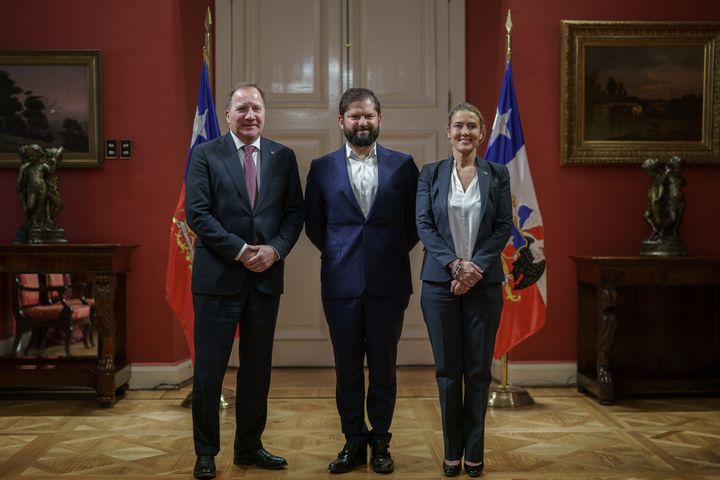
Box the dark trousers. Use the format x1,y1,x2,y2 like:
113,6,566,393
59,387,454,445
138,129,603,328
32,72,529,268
420,281,502,463
323,292,409,445
192,281,280,456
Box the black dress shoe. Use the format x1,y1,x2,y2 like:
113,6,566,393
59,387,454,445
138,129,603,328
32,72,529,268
442,461,461,477
370,438,394,473
233,448,288,469
464,461,484,477
193,454,216,479
328,442,367,473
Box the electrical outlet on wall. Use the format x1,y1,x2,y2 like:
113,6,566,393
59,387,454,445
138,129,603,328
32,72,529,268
120,140,132,159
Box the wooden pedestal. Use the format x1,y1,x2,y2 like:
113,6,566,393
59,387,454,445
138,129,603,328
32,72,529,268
0,244,137,406
572,256,720,405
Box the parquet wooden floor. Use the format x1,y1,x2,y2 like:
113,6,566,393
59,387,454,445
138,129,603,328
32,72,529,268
0,367,719,479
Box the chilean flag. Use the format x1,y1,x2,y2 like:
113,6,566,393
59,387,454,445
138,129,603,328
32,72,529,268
484,62,547,359
165,61,221,361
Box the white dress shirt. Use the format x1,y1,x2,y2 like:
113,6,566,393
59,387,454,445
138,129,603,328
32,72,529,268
229,133,266,260
448,161,482,260
230,131,261,186
345,143,378,218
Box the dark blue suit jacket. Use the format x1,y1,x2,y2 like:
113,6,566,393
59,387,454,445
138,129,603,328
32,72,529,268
186,133,304,296
305,144,419,299
416,156,512,283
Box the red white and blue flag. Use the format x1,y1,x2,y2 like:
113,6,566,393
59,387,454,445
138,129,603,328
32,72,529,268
165,61,221,361
484,62,546,359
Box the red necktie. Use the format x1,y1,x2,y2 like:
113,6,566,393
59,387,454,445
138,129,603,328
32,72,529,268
243,144,257,208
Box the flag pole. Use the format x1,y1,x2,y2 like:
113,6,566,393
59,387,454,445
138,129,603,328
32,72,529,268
203,7,212,79
182,8,236,410
488,9,535,408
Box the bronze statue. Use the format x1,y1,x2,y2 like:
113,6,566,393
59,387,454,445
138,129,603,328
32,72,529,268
15,144,67,244
641,155,686,256
641,158,664,242
44,146,65,222
663,156,685,240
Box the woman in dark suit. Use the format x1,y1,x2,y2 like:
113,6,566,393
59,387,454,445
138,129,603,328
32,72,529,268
416,102,512,477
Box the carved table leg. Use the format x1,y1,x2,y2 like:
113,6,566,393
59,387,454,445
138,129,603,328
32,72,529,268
596,286,617,405
93,274,117,407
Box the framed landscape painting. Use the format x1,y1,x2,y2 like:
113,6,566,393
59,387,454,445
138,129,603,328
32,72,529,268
0,50,102,168
560,21,720,165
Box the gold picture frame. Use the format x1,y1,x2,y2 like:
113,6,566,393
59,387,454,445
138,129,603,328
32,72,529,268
560,21,720,165
0,50,102,168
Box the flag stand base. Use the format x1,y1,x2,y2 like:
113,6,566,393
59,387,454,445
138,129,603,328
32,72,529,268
220,388,235,409
488,384,534,408
180,389,236,409
488,353,535,408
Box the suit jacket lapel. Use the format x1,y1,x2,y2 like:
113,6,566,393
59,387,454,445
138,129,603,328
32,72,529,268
333,147,364,216
219,133,252,212
476,157,492,225
256,137,274,208
470,157,493,255
434,157,454,248
365,144,390,220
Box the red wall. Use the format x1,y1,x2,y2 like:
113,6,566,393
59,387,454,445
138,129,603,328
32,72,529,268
0,0,211,362
467,0,720,361
1,0,718,364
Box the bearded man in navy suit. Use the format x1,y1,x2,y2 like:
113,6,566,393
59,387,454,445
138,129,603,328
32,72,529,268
305,88,419,474
186,83,304,479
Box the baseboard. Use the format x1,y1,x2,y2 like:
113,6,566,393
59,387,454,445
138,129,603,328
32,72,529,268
491,361,577,387
127,358,575,389
129,358,193,390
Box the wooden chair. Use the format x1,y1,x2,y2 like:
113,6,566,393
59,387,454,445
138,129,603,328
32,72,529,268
11,273,92,357
46,273,96,347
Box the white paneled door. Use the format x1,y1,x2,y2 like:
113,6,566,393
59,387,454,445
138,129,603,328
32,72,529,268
216,0,465,366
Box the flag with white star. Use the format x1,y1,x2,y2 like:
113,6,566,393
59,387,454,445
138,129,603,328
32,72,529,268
166,61,221,361
484,62,547,358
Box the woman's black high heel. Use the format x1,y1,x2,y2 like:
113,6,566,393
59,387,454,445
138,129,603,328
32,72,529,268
442,461,461,477
464,461,484,477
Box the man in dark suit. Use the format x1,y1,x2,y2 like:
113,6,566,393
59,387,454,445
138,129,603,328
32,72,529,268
305,88,419,474
186,83,304,479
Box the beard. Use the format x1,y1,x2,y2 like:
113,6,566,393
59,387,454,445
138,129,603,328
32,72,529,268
343,125,380,147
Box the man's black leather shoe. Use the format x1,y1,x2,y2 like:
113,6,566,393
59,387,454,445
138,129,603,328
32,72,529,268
193,454,216,479
233,448,288,469
464,461,484,477
328,442,367,473
370,438,394,473
443,461,461,477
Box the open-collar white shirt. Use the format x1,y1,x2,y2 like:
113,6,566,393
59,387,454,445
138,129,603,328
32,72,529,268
345,143,378,218
447,160,482,260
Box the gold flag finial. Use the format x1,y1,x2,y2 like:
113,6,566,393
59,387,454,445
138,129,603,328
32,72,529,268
505,10,512,63
203,7,213,80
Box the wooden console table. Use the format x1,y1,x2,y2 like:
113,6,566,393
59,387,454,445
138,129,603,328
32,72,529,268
572,256,720,404
0,244,137,406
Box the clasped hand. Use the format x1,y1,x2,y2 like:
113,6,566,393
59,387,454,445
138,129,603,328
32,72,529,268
239,245,277,272
450,259,483,296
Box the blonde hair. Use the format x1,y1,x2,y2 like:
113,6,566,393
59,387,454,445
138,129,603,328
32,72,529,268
448,102,484,130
